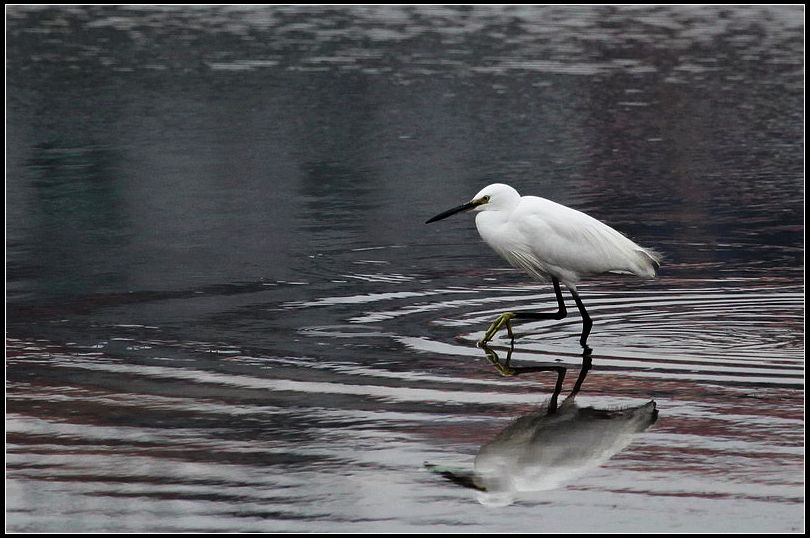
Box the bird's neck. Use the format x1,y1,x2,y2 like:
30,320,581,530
475,210,511,243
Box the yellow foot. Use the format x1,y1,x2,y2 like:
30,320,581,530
477,311,515,347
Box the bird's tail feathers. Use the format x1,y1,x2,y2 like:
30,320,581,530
634,247,662,278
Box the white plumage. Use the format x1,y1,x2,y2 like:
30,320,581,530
472,184,660,288
426,183,661,349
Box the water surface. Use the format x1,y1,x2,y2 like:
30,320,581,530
6,5,804,532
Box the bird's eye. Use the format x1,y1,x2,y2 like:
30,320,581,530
482,195,491,203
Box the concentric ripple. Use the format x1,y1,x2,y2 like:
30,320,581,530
6,273,805,531
296,277,803,388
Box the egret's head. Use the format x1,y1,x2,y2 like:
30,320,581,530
425,183,521,224
470,183,521,213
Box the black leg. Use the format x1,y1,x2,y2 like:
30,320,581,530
569,349,593,398
478,278,585,346
569,287,593,351
512,277,568,321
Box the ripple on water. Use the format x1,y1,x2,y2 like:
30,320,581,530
316,281,803,388
6,275,805,531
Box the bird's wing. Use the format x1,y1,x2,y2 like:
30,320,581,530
500,248,554,282
511,197,659,283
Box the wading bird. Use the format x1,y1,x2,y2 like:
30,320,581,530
425,183,661,350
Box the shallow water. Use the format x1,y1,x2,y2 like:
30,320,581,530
6,5,804,532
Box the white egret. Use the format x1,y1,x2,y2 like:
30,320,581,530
426,183,661,349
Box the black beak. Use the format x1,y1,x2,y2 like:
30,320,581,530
425,201,477,224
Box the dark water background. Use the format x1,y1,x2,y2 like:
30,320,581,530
6,5,804,532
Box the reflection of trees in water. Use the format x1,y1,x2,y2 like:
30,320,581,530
428,344,658,506
17,142,132,295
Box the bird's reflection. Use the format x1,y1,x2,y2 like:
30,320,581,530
427,343,658,507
